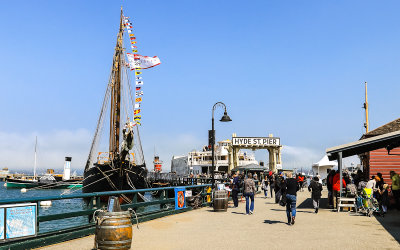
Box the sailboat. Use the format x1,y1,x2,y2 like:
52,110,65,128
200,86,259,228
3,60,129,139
6,139,82,189
82,8,149,199
5,137,39,188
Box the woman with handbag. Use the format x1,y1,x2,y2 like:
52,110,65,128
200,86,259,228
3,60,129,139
244,173,256,215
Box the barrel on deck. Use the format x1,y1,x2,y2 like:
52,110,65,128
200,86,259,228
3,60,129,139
95,210,132,250
213,190,228,212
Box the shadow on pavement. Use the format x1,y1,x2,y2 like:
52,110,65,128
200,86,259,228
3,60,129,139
231,211,246,215
298,196,400,243
263,219,286,224
297,197,328,209
269,208,314,214
375,210,400,244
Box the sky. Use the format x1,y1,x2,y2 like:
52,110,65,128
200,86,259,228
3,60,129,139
1,0,400,173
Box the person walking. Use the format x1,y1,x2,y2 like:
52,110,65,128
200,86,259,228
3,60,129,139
274,173,281,203
297,174,305,192
390,171,400,210
231,171,240,208
268,172,274,198
308,176,323,213
243,173,256,215
282,172,299,225
262,175,268,198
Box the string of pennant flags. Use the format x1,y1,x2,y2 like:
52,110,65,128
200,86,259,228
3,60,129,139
123,15,161,125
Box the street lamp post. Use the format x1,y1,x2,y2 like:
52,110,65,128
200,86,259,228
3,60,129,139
211,102,232,188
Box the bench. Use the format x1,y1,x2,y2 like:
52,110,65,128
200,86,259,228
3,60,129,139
337,197,357,212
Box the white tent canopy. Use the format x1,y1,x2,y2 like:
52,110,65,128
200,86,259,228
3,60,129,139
312,155,337,180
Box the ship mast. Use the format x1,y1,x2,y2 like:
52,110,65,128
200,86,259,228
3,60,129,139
109,8,124,159
363,81,369,133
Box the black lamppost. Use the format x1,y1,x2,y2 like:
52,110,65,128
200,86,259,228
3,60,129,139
211,102,232,188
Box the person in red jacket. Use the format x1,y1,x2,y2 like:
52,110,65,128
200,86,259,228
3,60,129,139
332,170,346,209
297,174,305,192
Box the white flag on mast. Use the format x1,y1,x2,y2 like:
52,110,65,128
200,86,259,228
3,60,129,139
127,53,161,70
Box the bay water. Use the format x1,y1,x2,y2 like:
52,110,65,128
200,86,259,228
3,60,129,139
0,181,158,233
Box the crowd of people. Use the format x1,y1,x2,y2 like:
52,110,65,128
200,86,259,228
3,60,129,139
228,168,400,225
230,171,321,225
325,169,400,214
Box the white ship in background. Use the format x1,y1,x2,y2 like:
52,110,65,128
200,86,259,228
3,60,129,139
171,139,258,176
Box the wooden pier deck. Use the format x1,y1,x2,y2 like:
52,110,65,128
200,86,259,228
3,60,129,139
38,190,400,250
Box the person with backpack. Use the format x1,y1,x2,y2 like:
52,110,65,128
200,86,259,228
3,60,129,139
282,172,299,225
308,176,323,213
243,172,256,215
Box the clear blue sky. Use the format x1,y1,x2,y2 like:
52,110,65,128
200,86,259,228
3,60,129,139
1,0,400,172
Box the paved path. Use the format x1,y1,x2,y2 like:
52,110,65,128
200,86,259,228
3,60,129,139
40,191,400,250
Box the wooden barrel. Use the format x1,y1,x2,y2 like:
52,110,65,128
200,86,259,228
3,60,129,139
95,210,132,250
213,190,228,212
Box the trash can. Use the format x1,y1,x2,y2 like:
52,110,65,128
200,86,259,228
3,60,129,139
213,189,228,212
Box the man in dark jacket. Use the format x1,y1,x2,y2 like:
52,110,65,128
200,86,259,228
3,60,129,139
327,169,335,208
282,173,299,225
231,171,240,208
308,176,323,213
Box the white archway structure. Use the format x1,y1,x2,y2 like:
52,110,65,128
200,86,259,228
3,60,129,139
227,133,282,173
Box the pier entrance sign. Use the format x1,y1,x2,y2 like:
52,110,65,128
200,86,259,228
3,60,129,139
228,134,282,173
232,137,280,147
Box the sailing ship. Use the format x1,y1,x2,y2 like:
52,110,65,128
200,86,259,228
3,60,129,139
82,8,149,197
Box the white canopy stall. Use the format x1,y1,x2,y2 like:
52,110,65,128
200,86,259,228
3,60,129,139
312,155,337,181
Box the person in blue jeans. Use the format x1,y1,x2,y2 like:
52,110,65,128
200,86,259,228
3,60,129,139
243,173,256,214
282,172,299,225
231,171,240,207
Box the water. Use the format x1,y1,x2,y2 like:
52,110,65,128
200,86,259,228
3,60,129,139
0,181,159,233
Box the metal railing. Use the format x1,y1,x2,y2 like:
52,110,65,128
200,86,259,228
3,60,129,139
0,184,211,250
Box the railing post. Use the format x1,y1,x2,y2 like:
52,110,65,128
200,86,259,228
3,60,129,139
96,196,101,209
88,197,94,223
36,201,40,232
160,189,166,210
133,193,138,204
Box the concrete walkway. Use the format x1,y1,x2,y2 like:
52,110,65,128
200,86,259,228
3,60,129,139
40,191,400,250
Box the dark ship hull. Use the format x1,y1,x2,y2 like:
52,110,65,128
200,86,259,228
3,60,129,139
83,161,148,194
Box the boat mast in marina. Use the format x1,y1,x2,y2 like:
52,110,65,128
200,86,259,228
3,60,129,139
34,136,37,180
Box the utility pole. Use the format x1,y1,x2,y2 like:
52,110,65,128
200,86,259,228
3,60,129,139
363,81,369,133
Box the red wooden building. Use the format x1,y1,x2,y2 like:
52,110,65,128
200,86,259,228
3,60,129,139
360,118,400,185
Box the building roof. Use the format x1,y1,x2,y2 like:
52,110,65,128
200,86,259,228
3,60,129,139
361,117,400,139
327,130,400,160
